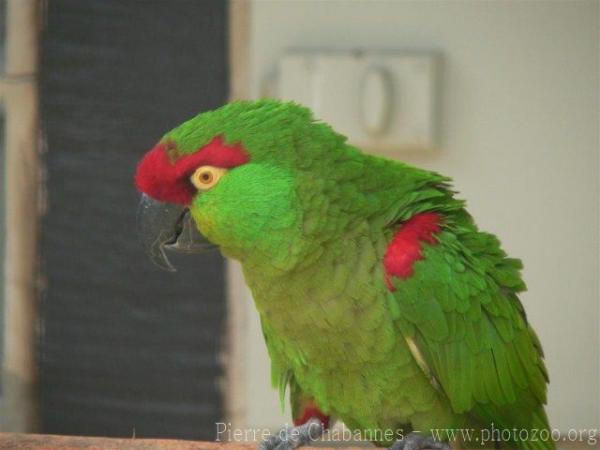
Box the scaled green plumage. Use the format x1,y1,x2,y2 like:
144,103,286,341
157,100,554,450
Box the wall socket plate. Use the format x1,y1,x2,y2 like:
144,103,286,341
275,50,440,155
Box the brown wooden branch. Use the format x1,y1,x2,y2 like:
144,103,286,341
1,433,595,450
0,433,260,450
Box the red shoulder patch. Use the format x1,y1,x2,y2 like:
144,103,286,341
135,136,250,205
384,212,442,291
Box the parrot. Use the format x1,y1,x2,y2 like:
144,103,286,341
135,100,554,450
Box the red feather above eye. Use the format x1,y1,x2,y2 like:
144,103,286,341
384,212,442,290
135,136,250,204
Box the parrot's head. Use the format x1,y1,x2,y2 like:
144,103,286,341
135,100,348,272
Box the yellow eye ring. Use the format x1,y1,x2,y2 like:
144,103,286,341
190,166,227,191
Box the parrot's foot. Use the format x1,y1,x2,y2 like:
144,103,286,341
259,418,324,450
390,432,451,450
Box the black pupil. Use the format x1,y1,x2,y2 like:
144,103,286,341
201,172,211,181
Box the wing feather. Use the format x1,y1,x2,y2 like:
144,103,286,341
390,224,551,434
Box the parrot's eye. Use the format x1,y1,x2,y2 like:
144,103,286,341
190,166,227,191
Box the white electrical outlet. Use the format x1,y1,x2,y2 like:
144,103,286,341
276,51,439,155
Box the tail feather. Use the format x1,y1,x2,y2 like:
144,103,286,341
473,403,555,450
517,407,555,450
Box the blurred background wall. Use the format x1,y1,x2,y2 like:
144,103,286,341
1,0,230,439
0,0,597,442
0,0,39,432
230,0,600,434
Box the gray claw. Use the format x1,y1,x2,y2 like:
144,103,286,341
259,419,324,450
390,432,451,450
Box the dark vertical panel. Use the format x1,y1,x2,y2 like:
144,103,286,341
40,0,228,439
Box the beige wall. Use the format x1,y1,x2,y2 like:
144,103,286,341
231,0,599,433
0,0,40,432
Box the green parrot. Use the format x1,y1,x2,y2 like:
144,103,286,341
135,100,553,450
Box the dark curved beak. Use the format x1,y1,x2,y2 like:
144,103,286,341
137,194,212,271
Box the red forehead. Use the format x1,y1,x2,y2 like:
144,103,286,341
134,136,250,204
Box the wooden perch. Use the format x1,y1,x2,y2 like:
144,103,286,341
0,433,256,450
0,433,363,450
0,433,595,450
